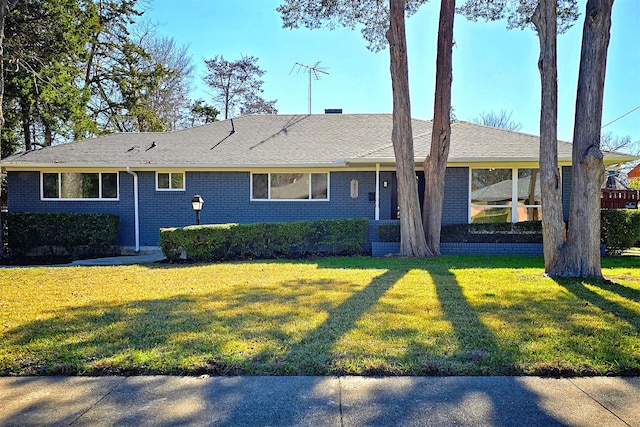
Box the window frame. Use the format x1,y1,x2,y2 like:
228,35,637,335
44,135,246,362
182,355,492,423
250,172,330,201
156,171,185,191
469,167,544,223
40,171,119,201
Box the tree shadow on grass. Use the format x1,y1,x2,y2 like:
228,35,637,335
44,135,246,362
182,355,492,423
588,279,640,304
249,269,410,375
421,267,520,375
6,257,638,378
1,267,409,376
1,295,224,375
1,290,333,376
554,277,640,332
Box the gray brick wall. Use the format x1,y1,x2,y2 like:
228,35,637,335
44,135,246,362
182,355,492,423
8,170,396,247
371,241,545,256
9,165,561,249
562,166,571,221
141,170,398,245
443,167,469,224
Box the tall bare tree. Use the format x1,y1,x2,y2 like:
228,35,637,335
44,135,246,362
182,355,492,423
388,0,429,256
601,133,638,180
203,55,277,120
472,109,523,131
136,29,194,131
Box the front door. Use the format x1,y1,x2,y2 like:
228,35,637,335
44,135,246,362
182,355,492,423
390,171,425,219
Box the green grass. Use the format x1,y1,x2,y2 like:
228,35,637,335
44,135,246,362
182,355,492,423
1,255,639,376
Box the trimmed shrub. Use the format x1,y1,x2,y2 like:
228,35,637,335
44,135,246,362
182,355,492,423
160,223,235,261
379,224,401,242
601,209,640,255
6,212,119,259
377,222,543,243
441,222,543,243
160,218,368,262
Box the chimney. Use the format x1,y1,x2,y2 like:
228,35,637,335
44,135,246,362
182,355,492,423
324,108,343,114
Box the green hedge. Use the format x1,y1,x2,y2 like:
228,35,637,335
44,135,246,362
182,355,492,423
441,222,543,243
601,209,640,255
160,218,369,262
379,211,640,255
378,224,400,242
6,212,119,258
378,222,543,243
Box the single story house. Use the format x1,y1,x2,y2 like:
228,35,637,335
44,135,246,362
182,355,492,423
0,113,635,252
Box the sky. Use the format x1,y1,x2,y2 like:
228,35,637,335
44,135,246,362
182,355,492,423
144,0,640,146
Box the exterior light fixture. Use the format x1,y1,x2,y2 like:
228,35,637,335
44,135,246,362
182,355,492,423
191,194,204,225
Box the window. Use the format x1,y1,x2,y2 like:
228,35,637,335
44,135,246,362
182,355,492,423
251,173,329,200
156,172,185,191
470,168,541,223
42,172,118,200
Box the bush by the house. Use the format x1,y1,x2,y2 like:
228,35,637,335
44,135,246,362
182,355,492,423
601,209,640,255
441,222,543,243
160,218,369,262
378,222,543,243
378,224,401,242
6,212,119,259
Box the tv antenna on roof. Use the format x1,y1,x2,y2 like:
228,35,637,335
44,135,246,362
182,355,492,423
291,62,329,114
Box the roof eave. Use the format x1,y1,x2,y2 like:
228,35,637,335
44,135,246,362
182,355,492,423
345,154,638,166
0,161,350,171
345,156,571,165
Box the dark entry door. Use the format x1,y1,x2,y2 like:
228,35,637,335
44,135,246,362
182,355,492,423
390,171,425,219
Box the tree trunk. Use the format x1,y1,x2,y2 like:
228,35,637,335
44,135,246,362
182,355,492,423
0,0,11,258
20,99,32,151
547,0,614,278
422,0,455,255
43,120,53,147
0,0,11,142
387,0,429,257
532,0,566,273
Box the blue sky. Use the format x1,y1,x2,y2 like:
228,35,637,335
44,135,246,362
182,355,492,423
145,0,639,145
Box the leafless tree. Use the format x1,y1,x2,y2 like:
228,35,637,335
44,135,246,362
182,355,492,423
136,28,194,130
203,55,277,120
472,109,523,131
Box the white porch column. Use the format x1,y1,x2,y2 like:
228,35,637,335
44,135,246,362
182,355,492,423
375,163,380,220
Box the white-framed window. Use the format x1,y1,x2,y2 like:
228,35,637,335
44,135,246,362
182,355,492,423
251,172,329,201
41,172,119,200
156,172,185,191
470,168,541,223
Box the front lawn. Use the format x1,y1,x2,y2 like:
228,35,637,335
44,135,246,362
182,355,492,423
1,256,639,376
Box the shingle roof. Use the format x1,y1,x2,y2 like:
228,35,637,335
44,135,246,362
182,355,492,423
1,114,635,169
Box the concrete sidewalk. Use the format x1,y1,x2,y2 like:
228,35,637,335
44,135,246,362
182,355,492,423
1,376,638,426
68,251,166,266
